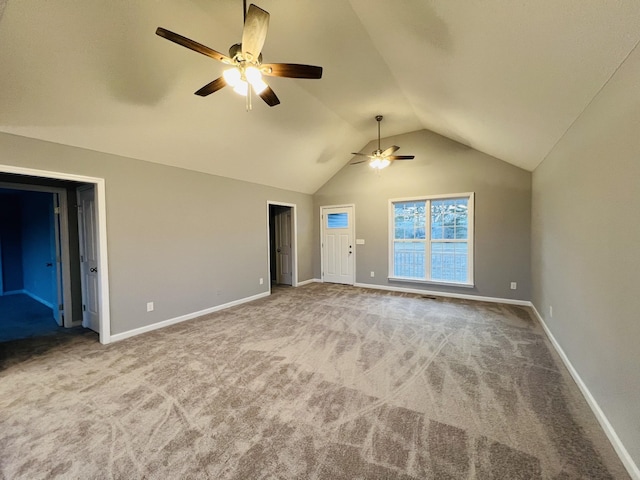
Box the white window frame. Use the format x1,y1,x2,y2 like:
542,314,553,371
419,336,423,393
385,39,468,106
388,192,475,287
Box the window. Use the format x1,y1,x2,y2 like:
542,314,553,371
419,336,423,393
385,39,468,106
389,193,474,285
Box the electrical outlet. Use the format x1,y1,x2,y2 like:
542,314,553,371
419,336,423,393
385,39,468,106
259,278,264,285
370,271,375,277
146,302,154,312
510,282,517,290
549,305,553,318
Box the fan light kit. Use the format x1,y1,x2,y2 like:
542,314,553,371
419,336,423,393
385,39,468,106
350,115,415,170
156,1,323,110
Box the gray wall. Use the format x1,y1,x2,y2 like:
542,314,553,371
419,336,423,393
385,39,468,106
531,47,640,465
314,129,532,301
0,132,314,335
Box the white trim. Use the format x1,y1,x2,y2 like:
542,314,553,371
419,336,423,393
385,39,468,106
389,192,476,203
354,282,531,306
296,278,321,286
320,204,356,285
110,290,270,343
266,201,298,288
0,164,112,344
530,305,640,480
388,276,475,288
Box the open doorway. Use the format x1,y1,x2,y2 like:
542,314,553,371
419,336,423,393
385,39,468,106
0,184,74,341
0,167,111,344
267,202,297,290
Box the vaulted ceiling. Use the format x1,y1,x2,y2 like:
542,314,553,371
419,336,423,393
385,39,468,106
1,1,639,194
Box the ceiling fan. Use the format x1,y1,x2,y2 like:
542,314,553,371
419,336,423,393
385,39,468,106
350,115,415,169
156,1,323,109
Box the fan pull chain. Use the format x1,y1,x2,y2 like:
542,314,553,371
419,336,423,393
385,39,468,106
246,83,253,112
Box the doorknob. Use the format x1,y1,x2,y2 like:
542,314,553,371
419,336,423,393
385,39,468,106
46,263,53,267
90,267,98,273
277,248,281,253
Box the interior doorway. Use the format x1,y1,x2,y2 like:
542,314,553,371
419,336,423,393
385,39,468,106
267,202,297,290
0,184,73,336
0,166,111,344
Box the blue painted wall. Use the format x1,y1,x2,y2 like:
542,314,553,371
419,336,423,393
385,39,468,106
20,192,57,309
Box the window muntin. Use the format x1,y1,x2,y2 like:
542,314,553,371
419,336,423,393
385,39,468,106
390,193,474,285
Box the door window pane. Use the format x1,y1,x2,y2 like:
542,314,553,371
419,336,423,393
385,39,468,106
327,212,348,228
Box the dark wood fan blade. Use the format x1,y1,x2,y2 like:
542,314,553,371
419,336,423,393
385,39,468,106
242,4,269,62
156,28,232,64
258,85,280,107
350,152,370,157
194,77,227,97
350,160,367,165
262,63,323,79
382,145,400,156
387,155,415,160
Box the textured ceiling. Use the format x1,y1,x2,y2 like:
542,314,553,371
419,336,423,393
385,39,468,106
1,0,639,194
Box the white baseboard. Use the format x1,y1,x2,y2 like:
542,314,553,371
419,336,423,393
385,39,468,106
530,305,640,480
354,282,532,306
110,290,271,343
296,278,321,286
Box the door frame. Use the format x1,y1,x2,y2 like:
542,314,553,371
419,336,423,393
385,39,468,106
266,201,297,289
0,182,71,326
0,164,111,344
77,184,101,332
320,204,356,285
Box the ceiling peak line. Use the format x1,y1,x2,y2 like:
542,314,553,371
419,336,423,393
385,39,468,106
537,35,640,170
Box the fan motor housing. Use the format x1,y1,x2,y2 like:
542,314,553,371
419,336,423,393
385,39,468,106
229,43,262,64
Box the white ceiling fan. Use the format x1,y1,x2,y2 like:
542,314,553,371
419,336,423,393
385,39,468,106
350,115,415,169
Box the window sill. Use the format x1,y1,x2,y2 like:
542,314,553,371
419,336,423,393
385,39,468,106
388,277,475,288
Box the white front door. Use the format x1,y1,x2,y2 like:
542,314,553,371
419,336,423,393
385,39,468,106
275,209,293,285
78,186,100,333
321,205,355,285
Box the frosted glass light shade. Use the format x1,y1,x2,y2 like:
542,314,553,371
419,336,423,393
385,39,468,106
223,68,241,86
370,157,391,169
233,80,248,96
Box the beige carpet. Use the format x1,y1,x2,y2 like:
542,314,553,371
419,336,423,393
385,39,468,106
0,283,629,479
